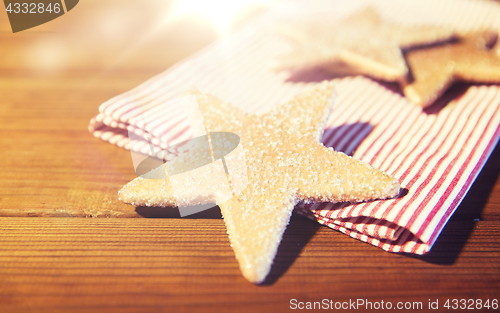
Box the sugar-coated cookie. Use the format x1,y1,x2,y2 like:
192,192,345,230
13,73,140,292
119,81,400,283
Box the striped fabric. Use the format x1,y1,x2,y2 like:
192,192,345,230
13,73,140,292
88,0,500,254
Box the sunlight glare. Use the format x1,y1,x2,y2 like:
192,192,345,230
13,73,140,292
171,0,270,34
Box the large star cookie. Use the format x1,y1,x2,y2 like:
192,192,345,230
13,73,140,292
402,31,500,107
118,82,400,283
274,7,455,81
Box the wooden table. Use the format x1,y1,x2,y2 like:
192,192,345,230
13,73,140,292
0,1,499,312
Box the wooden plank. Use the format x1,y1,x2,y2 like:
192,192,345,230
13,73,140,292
0,216,499,312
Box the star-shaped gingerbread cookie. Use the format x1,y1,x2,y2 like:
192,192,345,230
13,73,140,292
118,82,400,284
402,31,500,107
274,7,455,82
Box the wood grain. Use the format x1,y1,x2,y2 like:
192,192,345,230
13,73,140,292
0,0,499,312
0,214,499,313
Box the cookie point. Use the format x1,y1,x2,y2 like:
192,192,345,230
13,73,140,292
387,178,402,199
241,263,270,285
404,86,425,107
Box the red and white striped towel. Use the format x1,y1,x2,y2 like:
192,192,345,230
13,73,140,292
89,0,500,254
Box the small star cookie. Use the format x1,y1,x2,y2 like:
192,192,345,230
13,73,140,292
118,82,401,284
402,31,500,107
274,7,455,82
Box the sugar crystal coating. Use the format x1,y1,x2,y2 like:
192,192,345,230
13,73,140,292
118,81,400,284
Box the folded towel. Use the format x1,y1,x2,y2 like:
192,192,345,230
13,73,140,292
89,0,500,254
